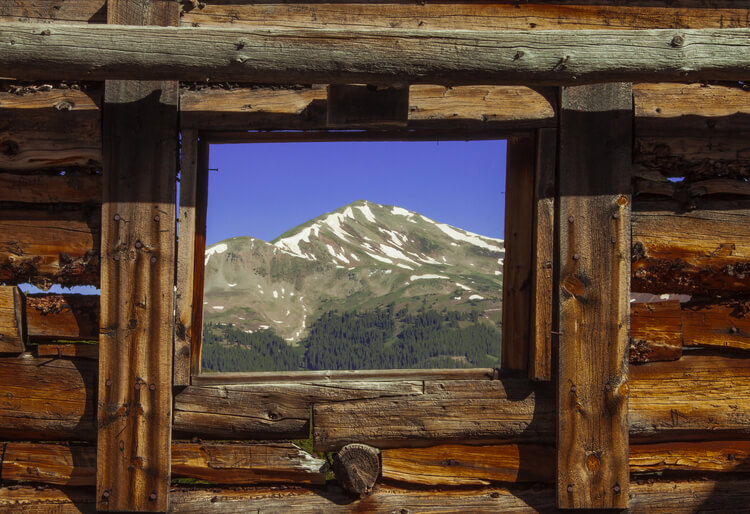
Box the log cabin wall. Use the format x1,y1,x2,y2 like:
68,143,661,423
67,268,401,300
1,0,750,511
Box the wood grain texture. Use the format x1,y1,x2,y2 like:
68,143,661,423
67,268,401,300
0,285,25,354
98,2,178,509
174,381,424,440
0,86,101,172
632,206,750,295
0,172,101,203
25,293,99,341
0,356,96,441
172,442,326,485
180,84,556,131
4,24,750,85
681,298,750,351
327,84,408,128
174,129,198,386
334,443,380,494
629,440,750,473
501,135,535,372
0,0,106,24
557,83,632,509
0,206,100,289
35,342,98,359
4,478,750,513
530,128,556,380
630,301,683,363
190,139,208,378
2,443,96,486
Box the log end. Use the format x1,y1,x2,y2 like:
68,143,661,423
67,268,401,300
334,443,380,495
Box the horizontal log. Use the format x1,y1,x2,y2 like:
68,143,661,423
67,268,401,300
35,343,98,359
380,440,750,486
681,298,750,352
630,301,683,363
0,172,101,204
182,3,750,33
25,293,99,342
1,442,325,486
180,84,556,131
173,381,424,439
632,206,750,295
0,86,102,172
0,285,25,354
0,355,96,441
3,24,750,85
314,354,750,450
3,478,750,513
0,207,100,289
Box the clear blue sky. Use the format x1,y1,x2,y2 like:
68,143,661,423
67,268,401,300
206,140,507,246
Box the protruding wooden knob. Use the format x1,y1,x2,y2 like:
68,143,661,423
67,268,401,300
334,443,380,494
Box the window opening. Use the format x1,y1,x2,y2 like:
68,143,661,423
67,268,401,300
200,140,506,372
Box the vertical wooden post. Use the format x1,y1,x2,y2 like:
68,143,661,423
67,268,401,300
529,128,556,381
190,140,210,378
174,130,198,386
0,286,25,355
502,136,535,372
557,83,632,509
98,2,179,511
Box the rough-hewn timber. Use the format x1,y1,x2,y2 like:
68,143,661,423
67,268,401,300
557,83,632,508
0,172,101,204
333,443,380,494
0,285,25,354
2,443,97,486
3,24,750,85
630,301,683,363
0,356,96,441
0,206,100,289
25,293,99,341
632,205,750,295
35,342,98,359
0,85,102,172
681,298,750,352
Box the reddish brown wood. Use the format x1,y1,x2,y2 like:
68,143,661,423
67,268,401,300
25,293,99,342
629,301,683,363
0,286,25,354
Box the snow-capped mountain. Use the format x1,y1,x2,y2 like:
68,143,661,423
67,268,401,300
203,200,504,343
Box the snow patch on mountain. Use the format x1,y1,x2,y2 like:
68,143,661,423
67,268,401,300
411,274,449,281
435,223,503,252
355,202,377,223
205,243,228,265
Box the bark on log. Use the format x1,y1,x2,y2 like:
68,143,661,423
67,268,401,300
0,356,96,441
25,293,99,342
632,205,750,296
0,207,100,289
333,443,380,494
3,24,750,85
0,86,102,172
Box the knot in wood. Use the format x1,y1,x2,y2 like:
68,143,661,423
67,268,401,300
670,35,685,48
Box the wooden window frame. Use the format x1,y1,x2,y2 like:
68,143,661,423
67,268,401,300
174,104,556,386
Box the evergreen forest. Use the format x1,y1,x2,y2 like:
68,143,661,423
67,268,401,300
201,306,501,372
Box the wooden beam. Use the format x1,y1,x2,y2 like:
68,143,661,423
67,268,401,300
326,85,409,128
97,3,179,512
174,129,198,386
35,342,98,359
630,301,683,363
25,293,99,342
0,286,25,354
0,0,106,24
0,85,102,172
190,139,209,378
3,24,750,85
530,127,556,381
502,136,535,373
0,206,100,289
0,172,101,204
556,83,632,509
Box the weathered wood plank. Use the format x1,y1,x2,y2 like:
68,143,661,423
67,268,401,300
172,442,326,485
501,136,535,372
173,381,424,439
0,285,25,354
4,24,750,85
557,83,632,509
632,206,750,295
0,442,325,487
0,485,95,513
0,356,96,441
190,139,208,378
190,368,498,384
327,84,408,128
381,440,750,486
0,207,100,289
180,84,556,131
333,443,380,494
0,172,101,204
181,3,750,33
629,301,683,363
174,129,198,386
530,128,556,381
0,0,106,24
0,85,101,172
98,3,179,510
26,293,99,341
681,298,750,352
36,342,98,359
2,443,96,486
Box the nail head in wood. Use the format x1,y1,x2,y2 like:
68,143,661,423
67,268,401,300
572,253,580,261
135,241,142,249
113,214,121,221
568,216,575,223
153,214,160,222
113,254,120,261
334,443,380,495
150,256,157,263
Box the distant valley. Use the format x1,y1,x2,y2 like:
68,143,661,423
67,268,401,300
201,200,504,371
